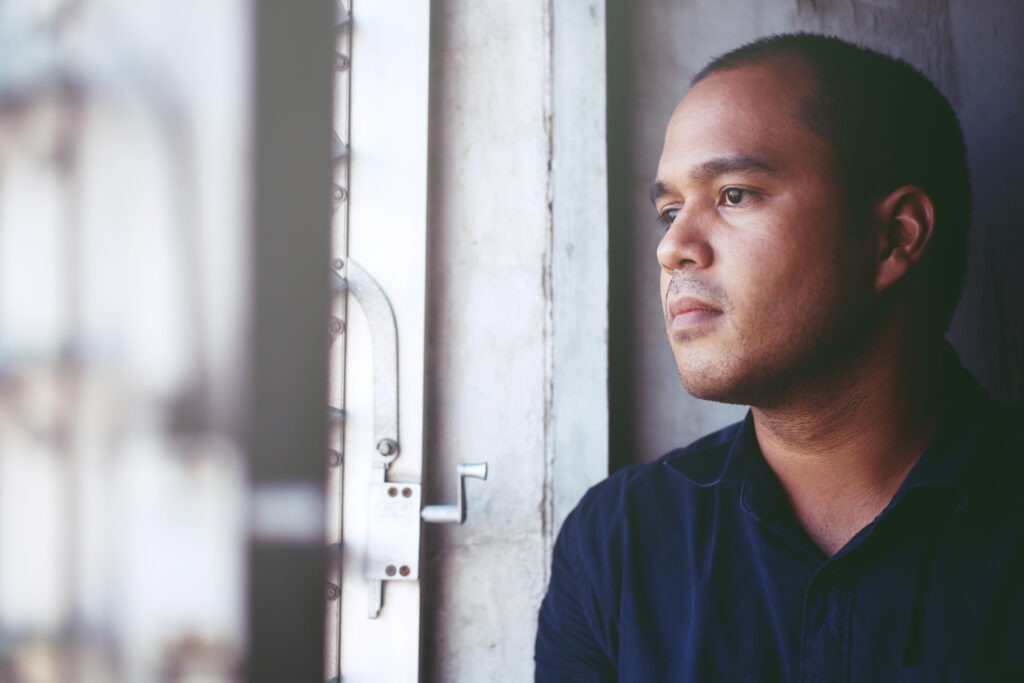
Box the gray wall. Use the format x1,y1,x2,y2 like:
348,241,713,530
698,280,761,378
422,1,608,679
609,0,1024,467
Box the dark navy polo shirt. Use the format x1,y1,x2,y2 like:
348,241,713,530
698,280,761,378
535,357,1024,682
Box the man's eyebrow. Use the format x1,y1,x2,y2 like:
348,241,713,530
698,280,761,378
649,180,670,206
649,154,777,206
689,154,776,182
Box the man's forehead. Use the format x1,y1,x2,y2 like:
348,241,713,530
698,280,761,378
655,58,831,193
683,53,817,105
671,56,816,128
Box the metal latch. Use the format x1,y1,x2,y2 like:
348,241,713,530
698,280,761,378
338,259,488,619
364,462,488,584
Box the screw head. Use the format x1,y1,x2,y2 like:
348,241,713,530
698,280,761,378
331,258,345,270
329,317,345,335
332,185,348,202
401,487,412,498
387,486,398,497
377,438,399,457
385,565,397,577
399,565,410,577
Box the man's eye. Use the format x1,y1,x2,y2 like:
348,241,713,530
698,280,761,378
722,187,748,206
657,208,679,228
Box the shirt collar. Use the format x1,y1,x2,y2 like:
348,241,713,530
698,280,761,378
891,346,987,510
662,415,751,487
663,345,990,519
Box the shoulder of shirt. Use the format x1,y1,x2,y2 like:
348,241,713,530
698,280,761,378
563,419,744,532
980,397,1024,471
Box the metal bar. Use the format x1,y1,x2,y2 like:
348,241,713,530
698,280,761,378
248,0,333,681
340,259,400,478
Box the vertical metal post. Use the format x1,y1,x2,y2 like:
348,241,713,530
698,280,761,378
337,0,431,679
248,1,333,681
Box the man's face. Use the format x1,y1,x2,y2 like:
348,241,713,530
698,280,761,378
652,57,877,406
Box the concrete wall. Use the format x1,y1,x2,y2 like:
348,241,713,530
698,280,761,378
609,0,1024,467
423,1,607,680
424,4,552,679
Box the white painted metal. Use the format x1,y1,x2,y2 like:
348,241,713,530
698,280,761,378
342,257,408,617
366,481,422,582
419,462,488,524
339,0,431,679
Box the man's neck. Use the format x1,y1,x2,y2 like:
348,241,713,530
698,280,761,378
751,336,946,557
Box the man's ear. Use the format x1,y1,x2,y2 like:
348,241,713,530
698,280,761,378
873,185,935,294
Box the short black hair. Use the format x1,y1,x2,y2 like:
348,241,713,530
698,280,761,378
694,33,971,333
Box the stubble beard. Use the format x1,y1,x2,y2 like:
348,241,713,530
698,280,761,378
672,299,875,410
663,272,769,405
673,331,774,406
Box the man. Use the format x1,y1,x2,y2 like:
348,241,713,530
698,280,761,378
535,34,1024,681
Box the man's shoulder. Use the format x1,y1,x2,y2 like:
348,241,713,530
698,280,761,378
565,419,745,535
972,396,1024,489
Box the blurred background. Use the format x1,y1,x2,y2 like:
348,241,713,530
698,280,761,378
0,0,250,681
0,0,1019,682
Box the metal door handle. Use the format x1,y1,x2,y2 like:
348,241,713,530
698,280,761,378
421,462,488,525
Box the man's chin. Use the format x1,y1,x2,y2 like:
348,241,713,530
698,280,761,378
679,368,738,404
676,356,758,406
680,378,751,405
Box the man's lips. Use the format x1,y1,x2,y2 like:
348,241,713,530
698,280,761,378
667,296,723,331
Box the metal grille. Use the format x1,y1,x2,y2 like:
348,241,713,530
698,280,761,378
325,1,353,681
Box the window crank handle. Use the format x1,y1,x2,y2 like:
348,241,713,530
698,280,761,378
421,462,488,525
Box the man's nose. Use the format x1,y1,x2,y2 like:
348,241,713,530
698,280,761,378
656,208,713,272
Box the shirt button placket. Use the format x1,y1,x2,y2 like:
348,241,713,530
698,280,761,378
799,565,851,683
